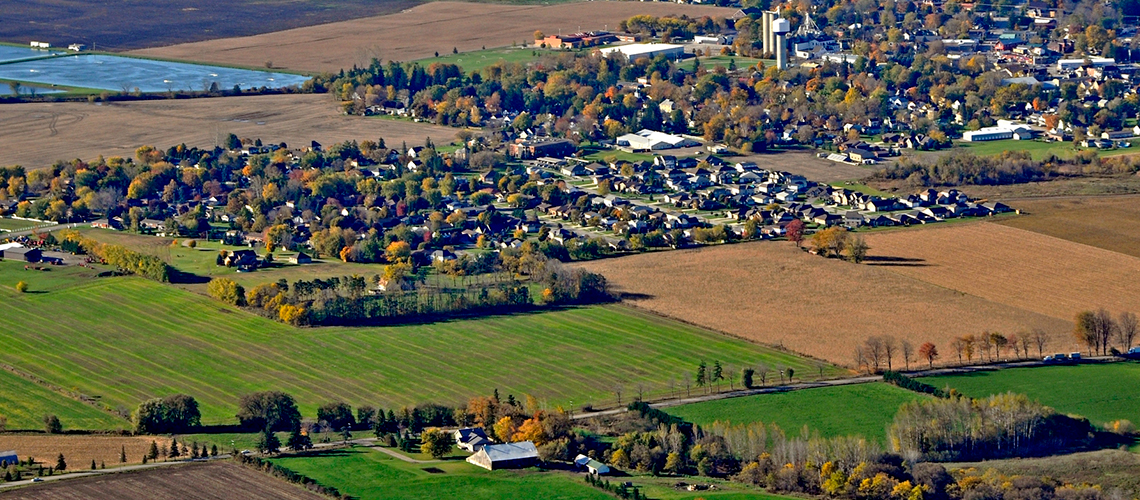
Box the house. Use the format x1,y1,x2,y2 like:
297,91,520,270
561,164,588,176
508,139,576,159
454,428,492,452
0,246,41,262
466,442,539,470
575,454,611,475
223,249,259,268
289,251,312,265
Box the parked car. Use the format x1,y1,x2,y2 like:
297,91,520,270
1044,353,1068,363
1129,347,1140,355
1070,352,1082,361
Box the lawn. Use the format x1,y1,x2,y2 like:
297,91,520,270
413,46,558,72
0,217,40,231
922,363,1140,426
0,260,831,427
697,55,772,71
580,148,657,164
0,368,128,430
270,446,789,500
952,139,1140,161
666,383,926,443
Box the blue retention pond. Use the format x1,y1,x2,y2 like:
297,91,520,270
0,54,310,92
0,45,58,63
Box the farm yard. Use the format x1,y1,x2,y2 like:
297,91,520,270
922,363,1140,426
860,222,1140,325
0,94,456,170
129,1,737,73
269,446,789,500
0,435,172,468
0,460,325,499
666,383,925,443
0,259,831,426
578,234,1068,365
993,195,1140,258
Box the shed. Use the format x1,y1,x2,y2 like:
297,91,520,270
466,441,538,470
1,246,41,262
0,451,16,466
289,251,312,265
575,454,610,475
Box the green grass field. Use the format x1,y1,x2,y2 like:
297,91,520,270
270,446,790,500
0,218,40,231
667,383,926,443
0,368,127,430
413,47,558,72
922,363,1140,426
697,55,772,71
952,139,1140,161
0,259,834,427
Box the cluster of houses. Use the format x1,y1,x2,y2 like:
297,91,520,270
453,428,609,475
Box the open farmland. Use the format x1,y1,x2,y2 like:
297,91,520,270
945,450,1140,493
578,239,1068,365
860,222,1140,328
0,435,171,467
0,0,418,51
0,369,126,431
923,363,1140,426
667,383,925,443
0,94,456,170
131,1,736,73
992,195,1140,258
738,150,872,183
0,259,830,426
0,460,324,499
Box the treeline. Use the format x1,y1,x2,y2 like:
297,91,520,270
234,454,344,499
887,393,1094,461
882,371,948,398
59,230,172,282
875,149,1140,188
618,15,733,40
208,258,611,326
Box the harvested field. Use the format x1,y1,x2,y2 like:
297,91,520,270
578,238,1068,365
0,435,171,467
860,222,1140,327
131,1,736,72
993,195,1140,258
0,460,324,499
0,0,417,51
0,95,456,170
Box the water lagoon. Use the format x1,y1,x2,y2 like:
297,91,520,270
0,54,310,92
0,45,56,63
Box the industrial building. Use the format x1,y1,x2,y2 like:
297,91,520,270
598,43,684,62
962,120,1034,142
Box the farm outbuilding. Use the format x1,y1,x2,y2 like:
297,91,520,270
466,441,538,470
0,450,17,466
575,454,610,475
0,246,42,262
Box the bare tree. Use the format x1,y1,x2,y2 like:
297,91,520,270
683,376,692,398
901,340,915,371
882,336,898,371
613,384,623,406
951,338,965,364
979,334,993,362
756,364,770,386
864,337,886,372
1118,312,1138,350
1016,332,1032,359
1096,308,1116,356
635,383,646,402
1032,329,1049,357
854,346,870,374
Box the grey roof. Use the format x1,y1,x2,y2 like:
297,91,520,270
481,442,538,462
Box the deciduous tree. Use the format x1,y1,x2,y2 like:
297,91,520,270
918,342,939,368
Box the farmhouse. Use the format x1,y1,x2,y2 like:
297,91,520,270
0,245,42,262
453,427,491,452
466,441,539,470
599,43,684,62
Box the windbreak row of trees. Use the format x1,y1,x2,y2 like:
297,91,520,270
873,149,1140,188
58,230,172,282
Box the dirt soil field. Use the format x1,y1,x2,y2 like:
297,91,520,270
0,460,324,499
860,222,1140,324
578,233,1070,366
738,150,873,183
992,195,1140,259
0,0,418,51
131,1,736,72
0,435,172,467
0,95,457,169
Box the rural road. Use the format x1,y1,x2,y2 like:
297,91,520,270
570,356,1119,420
2,222,69,238
0,455,231,491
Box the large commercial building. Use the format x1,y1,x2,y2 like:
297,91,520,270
962,120,1034,142
599,43,684,62
616,129,700,151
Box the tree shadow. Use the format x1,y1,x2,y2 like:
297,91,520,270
620,292,655,301
864,255,930,267
169,269,210,284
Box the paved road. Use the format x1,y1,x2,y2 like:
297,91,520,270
2,222,70,239
570,356,1118,420
0,455,231,490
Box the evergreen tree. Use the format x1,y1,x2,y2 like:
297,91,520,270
55,453,66,471
148,440,159,460
169,438,180,459
287,424,313,451
120,445,127,463
90,459,96,470
211,444,218,457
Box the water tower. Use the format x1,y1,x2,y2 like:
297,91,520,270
773,17,790,70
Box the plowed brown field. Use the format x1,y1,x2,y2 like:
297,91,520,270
993,195,1140,258
578,221,1140,365
0,461,323,499
0,95,456,170
131,1,736,72
0,435,171,467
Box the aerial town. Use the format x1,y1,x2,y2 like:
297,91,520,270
0,0,1139,499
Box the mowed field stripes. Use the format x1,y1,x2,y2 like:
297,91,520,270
0,275,836,426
